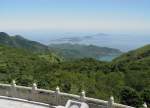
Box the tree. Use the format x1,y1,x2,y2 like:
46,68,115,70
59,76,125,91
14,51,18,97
120,87,143,107
141,89,150,107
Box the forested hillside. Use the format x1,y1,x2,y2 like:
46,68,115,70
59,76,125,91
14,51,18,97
112,45,150,92
0,46,123,101
0,32,122,60
49,43,122,60
0,38,149,107
0,45,62,84
111,44,150,107
0,32,49,52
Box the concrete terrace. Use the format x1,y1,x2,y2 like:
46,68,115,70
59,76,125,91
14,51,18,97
0,96,49,108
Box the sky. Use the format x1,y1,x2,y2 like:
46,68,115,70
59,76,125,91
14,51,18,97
0,0,150,34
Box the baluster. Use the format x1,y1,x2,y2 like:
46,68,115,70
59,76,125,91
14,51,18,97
80,90,86,102
11,80,17,97
31,83,37,100
107,96,114,108
55,86,60,105
143,102,147,108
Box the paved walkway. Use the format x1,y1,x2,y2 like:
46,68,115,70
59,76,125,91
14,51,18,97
0,96,49,108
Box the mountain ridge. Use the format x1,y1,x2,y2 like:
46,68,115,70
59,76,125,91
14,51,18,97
0,32,49,53
49,43,122,60
0,32,122,61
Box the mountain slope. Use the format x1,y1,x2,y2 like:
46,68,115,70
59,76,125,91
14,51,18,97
113,44,150,62
112,44,150,72
49,43,122,60
0,32,121,61
0,45,62,84
111,44,150,95
0,32,49,52
0,44,149,107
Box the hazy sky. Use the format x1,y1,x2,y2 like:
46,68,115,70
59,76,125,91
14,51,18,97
0,0,150,34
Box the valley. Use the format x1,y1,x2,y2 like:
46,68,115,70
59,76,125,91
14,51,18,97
0,32,149,107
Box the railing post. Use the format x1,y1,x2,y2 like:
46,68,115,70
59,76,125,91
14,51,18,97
80,90,86,102
31,83,37,100
107,96,114,108
32,83,37,92
11,80,17,97
143,102,147,108
55,86,60,105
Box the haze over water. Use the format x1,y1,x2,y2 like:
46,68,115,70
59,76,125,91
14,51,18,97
6,31,150,52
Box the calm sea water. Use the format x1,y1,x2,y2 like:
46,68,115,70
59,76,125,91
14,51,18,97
98,54,121,61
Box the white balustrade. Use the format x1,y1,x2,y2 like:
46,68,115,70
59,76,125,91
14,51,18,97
0,81,138,108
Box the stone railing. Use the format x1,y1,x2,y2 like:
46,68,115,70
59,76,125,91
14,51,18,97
0,80,148,108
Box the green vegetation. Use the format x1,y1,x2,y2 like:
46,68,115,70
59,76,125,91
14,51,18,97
0,32,149,107
119,87,143,107
0,32,121,61
48,43,122,60
0,45,62,85
0,32,49,52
